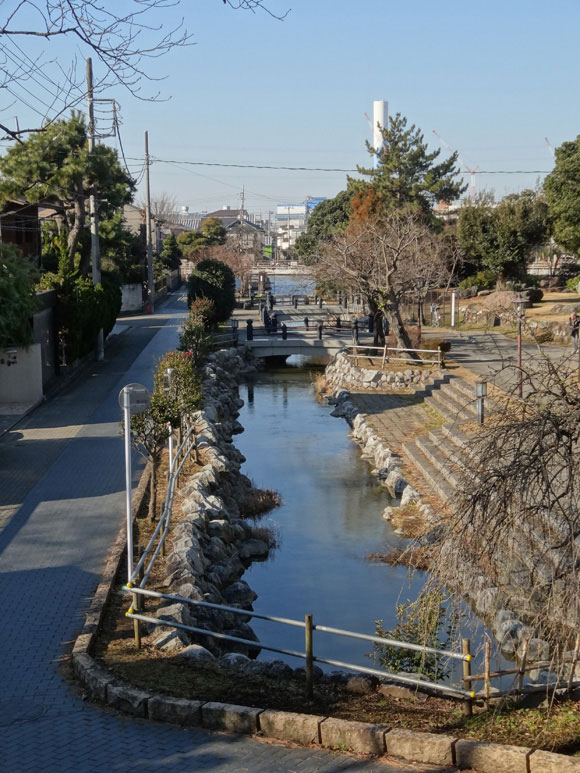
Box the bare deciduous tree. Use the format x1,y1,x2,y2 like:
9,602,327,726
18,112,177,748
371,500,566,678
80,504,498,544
315,211,456,356
144,192,179,222
200,243,254,292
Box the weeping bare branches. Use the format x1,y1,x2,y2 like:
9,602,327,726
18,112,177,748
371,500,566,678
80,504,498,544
443,341,580,649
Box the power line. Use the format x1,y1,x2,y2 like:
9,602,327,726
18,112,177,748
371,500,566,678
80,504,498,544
127,156,551,175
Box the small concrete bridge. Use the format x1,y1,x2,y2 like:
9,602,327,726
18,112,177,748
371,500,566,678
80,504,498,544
243,335,351,358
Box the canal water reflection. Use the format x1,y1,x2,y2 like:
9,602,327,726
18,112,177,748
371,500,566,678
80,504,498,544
237,361,425,670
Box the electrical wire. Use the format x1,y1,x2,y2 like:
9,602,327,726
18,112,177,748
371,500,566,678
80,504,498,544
127,155,551,175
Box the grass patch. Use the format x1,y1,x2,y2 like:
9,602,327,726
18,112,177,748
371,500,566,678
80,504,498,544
458,701,580,754
419,402,447,431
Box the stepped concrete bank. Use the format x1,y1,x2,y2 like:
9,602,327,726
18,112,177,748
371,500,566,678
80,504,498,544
323,349,556,677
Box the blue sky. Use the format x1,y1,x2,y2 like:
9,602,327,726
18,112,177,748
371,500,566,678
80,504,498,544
3,0,580,215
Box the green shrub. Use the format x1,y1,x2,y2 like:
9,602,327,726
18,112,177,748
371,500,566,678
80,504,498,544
154,350,202,425
187,259,235,323
178,298,215,365
37,272,121,362
370,591,457,682
0,244,37,347
525,287,543,304
458,269,497,291
566,274,580,292
188,296,216,328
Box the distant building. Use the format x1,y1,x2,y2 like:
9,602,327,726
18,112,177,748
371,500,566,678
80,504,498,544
276,197,326,251
201,207,267,262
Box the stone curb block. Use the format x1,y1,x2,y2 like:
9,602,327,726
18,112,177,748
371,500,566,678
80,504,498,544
259,710,324,746
201,702,262,734
529,749,580,772
72,633,93,657
106,681,151,718
455,739,531,773
385,728,456,766
72,652,115,702
319,717,387,755
148,695,204,726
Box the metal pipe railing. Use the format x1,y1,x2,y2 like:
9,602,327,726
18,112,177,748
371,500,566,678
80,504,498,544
130,422,197,585
313,622,469,662
127,612,306,661
313,656,473,700
347,344,442,366
124,608,475,700
125,586,307,629
123,586,475,701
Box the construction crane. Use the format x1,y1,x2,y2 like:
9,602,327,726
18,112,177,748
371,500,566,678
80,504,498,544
545,137,555,158
432,130,479,200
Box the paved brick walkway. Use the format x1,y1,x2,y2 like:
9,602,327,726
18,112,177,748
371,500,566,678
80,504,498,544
0,293,423,772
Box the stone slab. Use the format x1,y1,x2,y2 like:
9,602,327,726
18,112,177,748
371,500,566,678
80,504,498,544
319,717,386,755
201,702,262,734
455,739,530,773
385,728,456,766
259,710,323,746
529,749,580,772
72,653,115,702
106,681,151,718
148,695,203,726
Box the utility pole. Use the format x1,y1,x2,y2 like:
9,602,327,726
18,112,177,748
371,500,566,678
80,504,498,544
267,210,272,244
86,57,104,360
144,131,154,314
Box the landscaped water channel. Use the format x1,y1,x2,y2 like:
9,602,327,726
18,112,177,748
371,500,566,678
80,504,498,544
236,359,425,671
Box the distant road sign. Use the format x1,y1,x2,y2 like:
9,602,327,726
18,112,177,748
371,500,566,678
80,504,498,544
118,383,150,414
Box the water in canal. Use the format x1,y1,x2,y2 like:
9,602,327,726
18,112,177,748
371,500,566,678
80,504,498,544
236,359,425,671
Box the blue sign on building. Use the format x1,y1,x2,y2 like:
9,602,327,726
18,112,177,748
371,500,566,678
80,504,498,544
306,197,326,213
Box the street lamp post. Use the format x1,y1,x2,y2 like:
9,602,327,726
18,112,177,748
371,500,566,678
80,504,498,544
474,380,487,426
512,294,527,398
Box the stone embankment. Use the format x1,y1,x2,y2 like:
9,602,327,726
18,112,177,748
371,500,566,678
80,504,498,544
326,349,444,391
146,346,270,660
325,350,440,521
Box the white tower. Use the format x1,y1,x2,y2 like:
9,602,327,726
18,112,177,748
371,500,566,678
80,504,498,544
372,99,388,168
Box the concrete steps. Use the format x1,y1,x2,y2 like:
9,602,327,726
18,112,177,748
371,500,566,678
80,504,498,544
402,376,479,505
403,377,572,593
402,440,456,503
